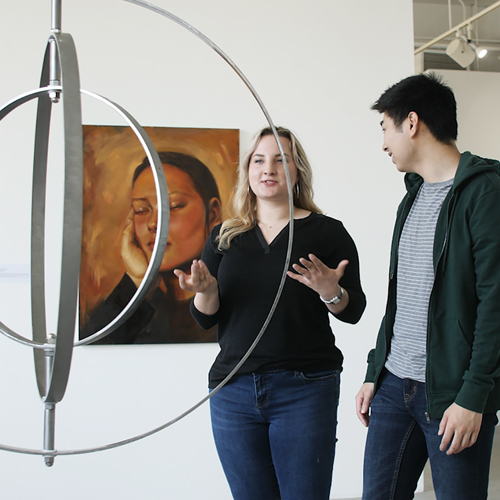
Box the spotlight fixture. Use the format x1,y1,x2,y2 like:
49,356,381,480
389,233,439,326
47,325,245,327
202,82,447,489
469,41,488,59
446,37,476,67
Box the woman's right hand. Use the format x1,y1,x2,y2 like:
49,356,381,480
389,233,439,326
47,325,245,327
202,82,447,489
174,259,216,293
121,209,148,288
174,260,220,315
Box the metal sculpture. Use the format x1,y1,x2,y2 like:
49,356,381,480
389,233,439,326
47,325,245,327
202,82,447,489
0,0,294,466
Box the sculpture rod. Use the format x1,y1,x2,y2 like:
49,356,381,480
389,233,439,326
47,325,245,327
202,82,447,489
51,0,62,33
43,334,56,466
49,0,62,101
43,403,56,467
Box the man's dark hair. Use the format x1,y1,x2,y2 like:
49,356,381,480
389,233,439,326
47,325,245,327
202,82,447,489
371,73,458,145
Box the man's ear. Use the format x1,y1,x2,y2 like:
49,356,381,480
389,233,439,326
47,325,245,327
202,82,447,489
407,111,420,137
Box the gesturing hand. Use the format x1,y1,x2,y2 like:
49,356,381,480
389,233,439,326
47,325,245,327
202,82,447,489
287,253,349,300
174,260,220,316
121,209,148,286
174,259,217,294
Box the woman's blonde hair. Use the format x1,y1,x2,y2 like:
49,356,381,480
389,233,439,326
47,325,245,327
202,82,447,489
217,126,322,249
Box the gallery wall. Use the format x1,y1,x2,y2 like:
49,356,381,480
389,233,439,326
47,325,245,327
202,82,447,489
0,0,417,498
437,70,500,162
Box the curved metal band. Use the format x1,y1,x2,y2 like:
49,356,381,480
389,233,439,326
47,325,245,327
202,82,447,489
0,1,293,458
121,0,295,392
0,86,56,351
31,32,82,404
31,39,53,369
75,90,169,346
0,84,169,350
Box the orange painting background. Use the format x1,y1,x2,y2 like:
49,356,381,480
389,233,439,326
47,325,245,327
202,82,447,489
80,125,239,327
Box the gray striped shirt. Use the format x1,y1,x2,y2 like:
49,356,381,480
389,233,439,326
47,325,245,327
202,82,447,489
385,178,453,382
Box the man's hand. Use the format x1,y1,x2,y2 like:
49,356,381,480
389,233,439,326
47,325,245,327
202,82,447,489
438,403,483,455
355,383,374,427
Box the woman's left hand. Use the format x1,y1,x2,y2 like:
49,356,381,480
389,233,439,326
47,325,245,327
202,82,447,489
287,254,348,299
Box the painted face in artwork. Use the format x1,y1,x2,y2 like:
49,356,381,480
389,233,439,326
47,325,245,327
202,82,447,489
131,164,220,271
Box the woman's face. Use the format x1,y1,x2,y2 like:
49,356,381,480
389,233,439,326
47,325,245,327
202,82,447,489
248,135,299,203
131,164,213,272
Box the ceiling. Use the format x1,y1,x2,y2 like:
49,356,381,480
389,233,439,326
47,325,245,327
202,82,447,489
413,0,500,72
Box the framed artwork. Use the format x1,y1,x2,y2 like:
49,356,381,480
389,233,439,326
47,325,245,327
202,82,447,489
79,125,239,344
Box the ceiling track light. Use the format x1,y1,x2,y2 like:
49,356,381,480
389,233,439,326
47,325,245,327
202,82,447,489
469,41,488,59
414,1,500,59
466,23,488,59
445,25,489,68
446,35,476,68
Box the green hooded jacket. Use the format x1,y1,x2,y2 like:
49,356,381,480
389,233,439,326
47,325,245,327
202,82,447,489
365,152,500,418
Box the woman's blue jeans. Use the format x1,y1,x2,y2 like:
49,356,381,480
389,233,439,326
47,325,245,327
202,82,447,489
363,369,498,500
209,369,340,500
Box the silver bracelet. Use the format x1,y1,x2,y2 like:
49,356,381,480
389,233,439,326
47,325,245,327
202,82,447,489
319,286,344,305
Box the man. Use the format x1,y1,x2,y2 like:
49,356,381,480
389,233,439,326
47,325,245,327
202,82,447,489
356,73,500,500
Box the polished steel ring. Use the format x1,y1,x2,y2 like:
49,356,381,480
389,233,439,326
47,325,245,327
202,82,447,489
0,0,294,464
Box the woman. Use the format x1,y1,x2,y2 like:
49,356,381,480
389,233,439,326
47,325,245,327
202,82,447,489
80,151,222,344
175,127,366,499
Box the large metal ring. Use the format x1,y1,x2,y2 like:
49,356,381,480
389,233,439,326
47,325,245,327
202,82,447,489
74,89,169,346
0,83,169,351
0,0,293,460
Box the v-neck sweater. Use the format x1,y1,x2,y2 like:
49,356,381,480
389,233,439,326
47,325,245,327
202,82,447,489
191,212,366,388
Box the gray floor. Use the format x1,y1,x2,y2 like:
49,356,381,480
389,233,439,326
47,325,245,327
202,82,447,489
338,426,500,500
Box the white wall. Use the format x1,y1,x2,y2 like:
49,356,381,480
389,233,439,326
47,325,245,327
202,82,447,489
0,0,415,498
435,70,500,161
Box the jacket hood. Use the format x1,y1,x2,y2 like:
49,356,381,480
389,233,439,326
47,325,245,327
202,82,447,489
404,151,500,194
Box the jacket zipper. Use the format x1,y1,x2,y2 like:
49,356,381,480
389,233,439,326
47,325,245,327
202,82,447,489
424,191,453,420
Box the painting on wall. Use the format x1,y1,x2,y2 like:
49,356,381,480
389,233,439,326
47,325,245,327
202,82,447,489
79,125,239,344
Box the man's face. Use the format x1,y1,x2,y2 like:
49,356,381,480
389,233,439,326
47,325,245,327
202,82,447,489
380,113,412,173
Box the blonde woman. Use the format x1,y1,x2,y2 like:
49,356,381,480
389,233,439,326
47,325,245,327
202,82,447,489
175,126,366,500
